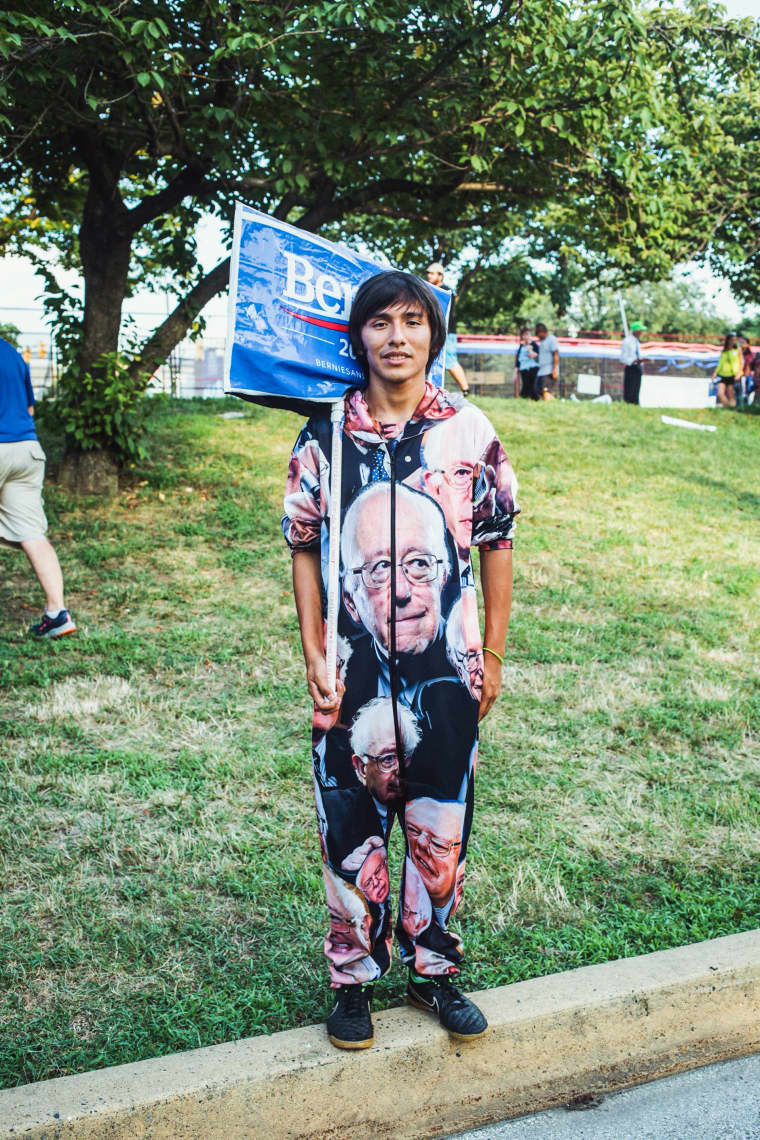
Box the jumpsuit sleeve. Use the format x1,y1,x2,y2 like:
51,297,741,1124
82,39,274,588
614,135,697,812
471,427,520,552
282,419,328,556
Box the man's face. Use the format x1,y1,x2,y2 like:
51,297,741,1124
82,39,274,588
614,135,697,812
423,459,474,557
352,730,402,805
360,300,431,388
344,492,445,654
358,848,390,904
324,872,372,966
536,327,547,340
405,798,464,908
426,269,444,288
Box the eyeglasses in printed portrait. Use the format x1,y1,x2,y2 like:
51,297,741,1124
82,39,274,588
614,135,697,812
350,697,421,807
400,856,432,937
445,595,483,702
341,836,390,905
405,797,466,909
341,483,450,656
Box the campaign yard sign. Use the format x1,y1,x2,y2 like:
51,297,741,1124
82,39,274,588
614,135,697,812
224,203,450,415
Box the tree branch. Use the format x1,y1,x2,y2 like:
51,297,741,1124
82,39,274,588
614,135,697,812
127,164,210,232
127,256,230,386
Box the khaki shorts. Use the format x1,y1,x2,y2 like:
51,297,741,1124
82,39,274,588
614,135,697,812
0,440,48,546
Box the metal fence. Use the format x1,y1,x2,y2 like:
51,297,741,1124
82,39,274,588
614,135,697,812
19,331,722,405
25,338,228,401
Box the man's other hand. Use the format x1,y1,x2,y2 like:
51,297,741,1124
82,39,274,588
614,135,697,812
478,652,502,722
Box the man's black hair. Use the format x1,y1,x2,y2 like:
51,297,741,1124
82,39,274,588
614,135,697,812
348,270,447,380
535,322,548,334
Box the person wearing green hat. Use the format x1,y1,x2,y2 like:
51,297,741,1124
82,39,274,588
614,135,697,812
620,321,645,404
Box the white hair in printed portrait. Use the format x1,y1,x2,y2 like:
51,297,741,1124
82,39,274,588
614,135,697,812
420,403,490,473
340,483,450,591
336,633,353,680
349,697,422,762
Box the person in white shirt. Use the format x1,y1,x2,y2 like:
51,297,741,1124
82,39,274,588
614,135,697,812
535,323,559,400
620,321,645,404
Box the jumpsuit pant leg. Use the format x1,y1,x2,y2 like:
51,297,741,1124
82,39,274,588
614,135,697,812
395,708,477,978
314,774,394,987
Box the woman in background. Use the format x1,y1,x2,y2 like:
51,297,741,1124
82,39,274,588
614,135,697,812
712,334,742,409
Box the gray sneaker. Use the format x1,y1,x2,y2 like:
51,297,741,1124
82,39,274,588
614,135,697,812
30,609,77,638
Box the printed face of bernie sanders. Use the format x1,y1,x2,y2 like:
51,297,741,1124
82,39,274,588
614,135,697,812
350,697,421,807
342,484,449,656
405,797,465,909
401,856,433,937
420,404,487,560
323,865,373,969
341,837,390,905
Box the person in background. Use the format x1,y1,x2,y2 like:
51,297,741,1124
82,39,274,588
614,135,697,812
0,337,76,638
534,323,559,400
737,335,753,407
515,328,539,400
712,333,742,409
620,320,646,405
425,263,469,396
746,340,759,404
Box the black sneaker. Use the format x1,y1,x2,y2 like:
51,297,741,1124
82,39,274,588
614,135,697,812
326,984,374,1050
30,610,77,639
406,974,488,1040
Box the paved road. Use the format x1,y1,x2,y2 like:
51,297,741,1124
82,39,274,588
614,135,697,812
447,1053,760,1140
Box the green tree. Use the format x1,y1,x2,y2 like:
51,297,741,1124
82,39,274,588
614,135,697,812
0,0,754,464
639,2,760,308
570,275,730,340
0,321,21,348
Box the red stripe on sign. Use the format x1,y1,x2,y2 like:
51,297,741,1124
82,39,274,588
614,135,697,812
281,307,349,332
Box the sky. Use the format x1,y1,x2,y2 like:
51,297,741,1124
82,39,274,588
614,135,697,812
2,0,757,350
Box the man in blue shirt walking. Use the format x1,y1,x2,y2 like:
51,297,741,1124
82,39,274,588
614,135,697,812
0,337,76,637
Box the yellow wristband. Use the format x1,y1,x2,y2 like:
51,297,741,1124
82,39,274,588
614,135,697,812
483,646,504,664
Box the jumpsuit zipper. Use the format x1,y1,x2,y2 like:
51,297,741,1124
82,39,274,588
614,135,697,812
387,438,404,763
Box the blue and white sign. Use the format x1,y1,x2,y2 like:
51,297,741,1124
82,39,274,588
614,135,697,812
224,203,450,413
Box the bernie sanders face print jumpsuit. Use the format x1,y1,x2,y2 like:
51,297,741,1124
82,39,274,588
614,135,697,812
282,380,519,985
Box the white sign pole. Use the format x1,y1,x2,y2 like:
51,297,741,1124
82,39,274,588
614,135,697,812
617,291,630,338
325,399,344,693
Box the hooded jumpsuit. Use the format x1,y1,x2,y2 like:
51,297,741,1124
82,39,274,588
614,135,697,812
283,380,519,984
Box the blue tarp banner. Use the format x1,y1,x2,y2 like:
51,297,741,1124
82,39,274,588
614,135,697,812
224,203,450,414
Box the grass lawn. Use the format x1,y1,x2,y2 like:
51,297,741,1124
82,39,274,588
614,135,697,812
1,395,758,1088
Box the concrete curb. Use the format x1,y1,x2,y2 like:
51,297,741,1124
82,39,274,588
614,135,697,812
2,930,759,1140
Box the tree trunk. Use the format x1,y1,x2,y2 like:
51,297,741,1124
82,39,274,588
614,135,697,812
76,182,133,374
59,450,119,498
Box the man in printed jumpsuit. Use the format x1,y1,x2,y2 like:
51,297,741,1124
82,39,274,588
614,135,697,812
283,271,518,1049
